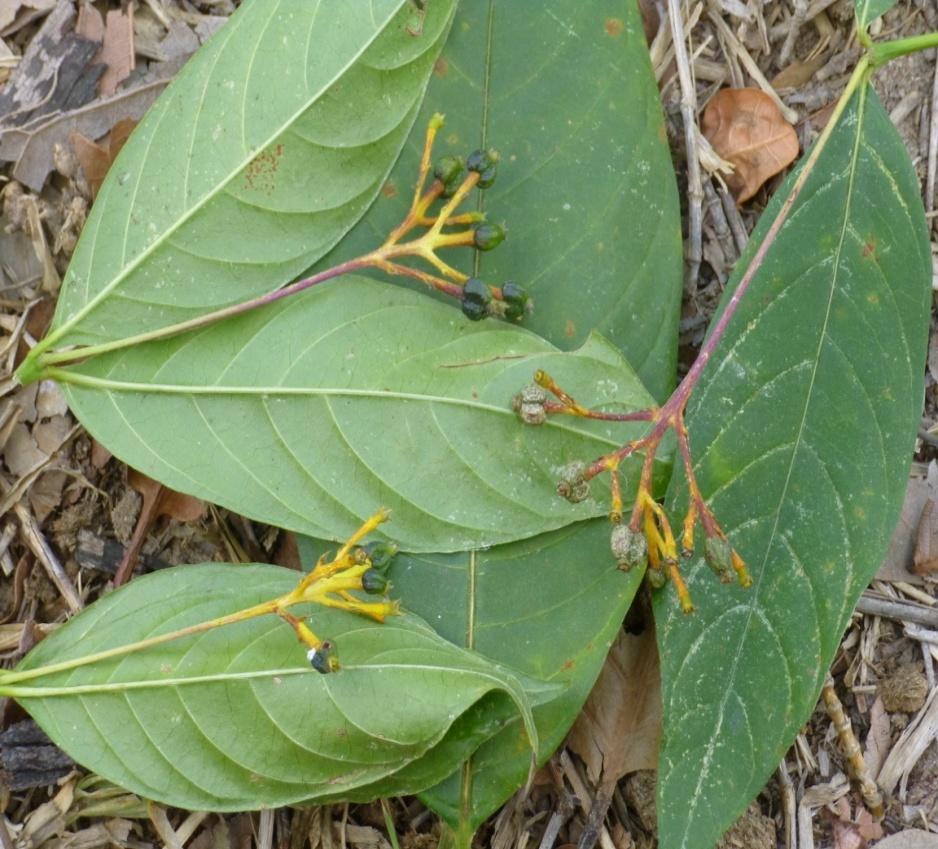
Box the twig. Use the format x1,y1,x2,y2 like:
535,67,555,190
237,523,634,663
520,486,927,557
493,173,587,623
779,0,811,66
718,182,750,253
12,500,81,613
855,593,938,628
667,0,704,289
777,759,798,849
537,791,574,849
820,673,884,819
926,52,938,213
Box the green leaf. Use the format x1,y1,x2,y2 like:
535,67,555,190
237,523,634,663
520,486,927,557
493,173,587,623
5,563,551,812
300,520,645,830
323,0,682,402
34,0,454,356
55,279,660,552
655,84,930,849
305,0,681,829
856,0,898,30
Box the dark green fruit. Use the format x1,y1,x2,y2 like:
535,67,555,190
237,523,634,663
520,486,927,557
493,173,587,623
473,223,505,251
363,541,398,571
434,155,463,184
361,569,390,594
461,297,488,322
500,281,530,321
308,639,339,674
462,277,491,303
467,148,497,173
477,164,497,189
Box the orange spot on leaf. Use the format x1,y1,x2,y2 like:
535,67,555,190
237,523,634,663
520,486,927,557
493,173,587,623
605,17,624,36
381,182,398,199
243,143,285,194
433,57,448,76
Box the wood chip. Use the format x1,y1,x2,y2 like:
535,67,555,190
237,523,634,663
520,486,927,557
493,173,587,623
97,7,135,97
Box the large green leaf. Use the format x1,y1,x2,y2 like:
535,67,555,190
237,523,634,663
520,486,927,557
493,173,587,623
4,564,551,812
55,279,659,552
856,0,898,30
655,84,930,849
31,0,454,356
323,0,682,402
306,0,682,830
300,520,645,830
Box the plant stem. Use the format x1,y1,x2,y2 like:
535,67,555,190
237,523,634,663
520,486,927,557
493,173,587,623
0,598,280,687
19,254,376,379
658,54,871,417
870,31,938,66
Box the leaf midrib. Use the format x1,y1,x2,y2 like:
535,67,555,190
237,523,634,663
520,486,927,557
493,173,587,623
674,85,868,849
43,0,406,351
58,370,639,452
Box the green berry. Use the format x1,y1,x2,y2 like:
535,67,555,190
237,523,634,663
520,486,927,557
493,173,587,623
463,277,491,304
477,164,497,189
500,281,530,321
363,541,398,571
473,223,505,251
308,639,339,674
467,149,498,188
434,155,464,186
361,569,390,594
461,297,488,322
467,148,497,173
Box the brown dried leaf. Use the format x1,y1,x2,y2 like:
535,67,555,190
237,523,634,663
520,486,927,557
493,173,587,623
71,117,137,199
702,88,800,203
566,620,661,790
114,469,205,586
128,468,204,524
90,439,111,469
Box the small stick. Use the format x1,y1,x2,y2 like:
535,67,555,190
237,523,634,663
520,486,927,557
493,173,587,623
926,53,938,212
820,673,884,820
668,0,703,290
777,759,797,849
13,502,81,613
779,0,811,66
855,594,938,629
